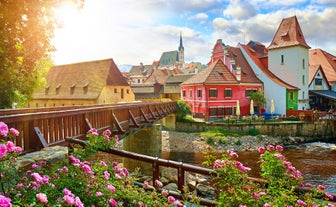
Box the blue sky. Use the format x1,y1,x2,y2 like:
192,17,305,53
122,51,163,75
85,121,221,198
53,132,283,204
52,0,336,68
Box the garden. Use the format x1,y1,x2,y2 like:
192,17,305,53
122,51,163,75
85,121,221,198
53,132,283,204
0,121,335,206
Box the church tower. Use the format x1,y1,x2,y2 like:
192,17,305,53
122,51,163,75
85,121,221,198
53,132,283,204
268,16,310,110
178,32,185,67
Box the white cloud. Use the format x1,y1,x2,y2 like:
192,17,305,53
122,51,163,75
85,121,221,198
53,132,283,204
188,13,209,21
223,0,257,20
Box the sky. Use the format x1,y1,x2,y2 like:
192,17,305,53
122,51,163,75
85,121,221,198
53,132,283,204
52,0,336,69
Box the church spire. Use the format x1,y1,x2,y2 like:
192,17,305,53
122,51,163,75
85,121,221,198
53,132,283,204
178,32,184,51
178,32,185,67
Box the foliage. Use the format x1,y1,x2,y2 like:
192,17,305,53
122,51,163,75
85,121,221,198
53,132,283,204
250,90,267,115
176,100,192,121
203,145,335,206
248,128,260,136
0,0,83,108
0,122,186,206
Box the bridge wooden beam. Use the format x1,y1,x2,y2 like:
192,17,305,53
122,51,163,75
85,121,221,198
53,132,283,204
148,107,157,119
129,110,140,127
140,109,150,123
112,113,125,134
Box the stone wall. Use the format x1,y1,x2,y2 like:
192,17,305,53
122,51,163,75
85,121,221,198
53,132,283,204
176,120,336,142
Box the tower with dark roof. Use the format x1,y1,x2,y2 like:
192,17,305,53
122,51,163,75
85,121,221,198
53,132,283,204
178,32,185,67
268,16,310,110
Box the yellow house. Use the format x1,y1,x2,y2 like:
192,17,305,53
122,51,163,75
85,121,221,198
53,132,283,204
29,58,135,107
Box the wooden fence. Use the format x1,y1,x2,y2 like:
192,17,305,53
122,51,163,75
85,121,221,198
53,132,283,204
0,101,177,153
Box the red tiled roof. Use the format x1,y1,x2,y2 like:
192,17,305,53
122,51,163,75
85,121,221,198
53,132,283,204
240,44,298,90
181,59,238,85
309,49,336,83
228,46,262,84
268,16,310,50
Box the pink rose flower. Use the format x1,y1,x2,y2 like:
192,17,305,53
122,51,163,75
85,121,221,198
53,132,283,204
9,128,19,136
0,144,7,158
36,193,48,204
0,122,8,137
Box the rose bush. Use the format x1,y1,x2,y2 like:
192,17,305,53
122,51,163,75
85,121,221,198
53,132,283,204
0,122,185,207
203,145,335,206
1,121,335,206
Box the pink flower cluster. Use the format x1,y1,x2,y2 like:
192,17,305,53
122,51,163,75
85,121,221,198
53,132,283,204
112,162,129,178
63,188,84,207
0,141,22,158
0,195,12,207
88,128,99,136
258,145,283,154
282,160,302,179
0,122,19,138
234,161,251,172
69,155,94,175
36,193,48,204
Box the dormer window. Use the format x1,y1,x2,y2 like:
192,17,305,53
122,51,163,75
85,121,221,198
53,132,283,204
56,84,61,95
70,84,76,95
45,85,50,95
83,83,89,94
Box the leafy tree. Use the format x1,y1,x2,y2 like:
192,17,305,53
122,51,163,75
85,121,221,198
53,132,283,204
250,90,266,115
176,100,192,121
0,0,83,108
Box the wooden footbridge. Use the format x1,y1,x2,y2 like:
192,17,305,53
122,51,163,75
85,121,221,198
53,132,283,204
0,101,177,153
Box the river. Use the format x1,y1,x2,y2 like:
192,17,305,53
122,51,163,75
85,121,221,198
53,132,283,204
162,142,336,194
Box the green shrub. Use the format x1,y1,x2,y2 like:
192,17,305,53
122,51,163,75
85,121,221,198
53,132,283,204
217,136,228,146
205,135,215,145
248,128,260,136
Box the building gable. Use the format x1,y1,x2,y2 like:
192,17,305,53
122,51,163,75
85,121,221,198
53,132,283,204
268,16,310,50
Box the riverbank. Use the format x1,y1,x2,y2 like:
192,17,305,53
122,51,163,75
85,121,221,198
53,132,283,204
162,130,316,153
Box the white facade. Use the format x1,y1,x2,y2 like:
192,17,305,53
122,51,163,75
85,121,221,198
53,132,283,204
239,44,287,115
268,46,310,110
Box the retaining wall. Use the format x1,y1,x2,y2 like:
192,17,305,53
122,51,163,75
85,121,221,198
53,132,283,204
176,120,336,142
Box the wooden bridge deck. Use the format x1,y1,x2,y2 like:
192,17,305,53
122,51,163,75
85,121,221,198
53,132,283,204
0,101,177,153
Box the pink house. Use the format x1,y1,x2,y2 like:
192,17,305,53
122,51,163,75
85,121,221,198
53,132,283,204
181,40,263,120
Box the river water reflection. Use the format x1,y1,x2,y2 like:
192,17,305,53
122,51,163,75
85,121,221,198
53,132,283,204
162,142,336,193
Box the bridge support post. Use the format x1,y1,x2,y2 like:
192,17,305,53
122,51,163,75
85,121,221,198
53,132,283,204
123,124,162,175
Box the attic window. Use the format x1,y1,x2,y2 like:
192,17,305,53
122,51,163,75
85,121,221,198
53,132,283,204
248,47,256,54
56,84,61,95
218,71,224,76
83,83,89,94
70,84,76,95
45,86,50,95
280,31,288,37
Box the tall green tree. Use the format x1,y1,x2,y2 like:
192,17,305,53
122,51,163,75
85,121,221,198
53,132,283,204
0,0,83,108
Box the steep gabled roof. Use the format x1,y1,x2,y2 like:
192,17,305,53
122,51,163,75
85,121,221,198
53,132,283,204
309,49,336,83
228,46,262,84
181,59,238,85
33,58,128,100
308,64,331,89
268,16,310,50
240,43,298,90
158,51,178,66
129,64,155,77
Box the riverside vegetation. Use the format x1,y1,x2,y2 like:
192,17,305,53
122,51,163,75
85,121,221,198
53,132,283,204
0,121,335,206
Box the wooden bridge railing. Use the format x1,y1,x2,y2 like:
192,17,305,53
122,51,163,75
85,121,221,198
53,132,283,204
0,101,177,153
